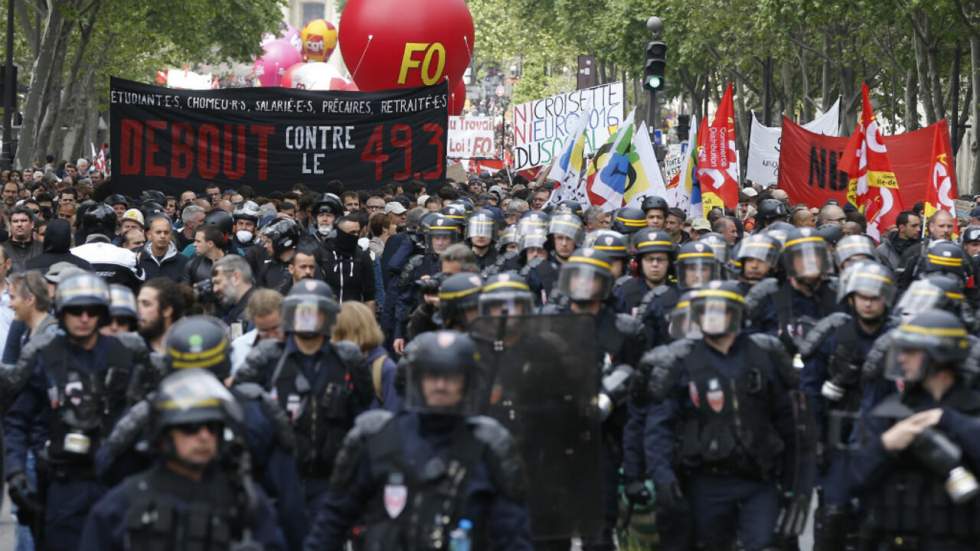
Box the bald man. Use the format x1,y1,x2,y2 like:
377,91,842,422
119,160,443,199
817,204,846,227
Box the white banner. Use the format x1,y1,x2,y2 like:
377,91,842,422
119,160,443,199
746,98,840,188
448,116,497,159
510,82,625,171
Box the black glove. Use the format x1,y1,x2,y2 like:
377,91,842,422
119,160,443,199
8,472,41,525
628,369,650,405
654,479,686,512
624,480,652,506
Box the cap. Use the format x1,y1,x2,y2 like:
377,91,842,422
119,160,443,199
45,261,85,284
740,187,758,198
691,218,711,232
418,194,430,206
385,202,407,215
121,208,145,227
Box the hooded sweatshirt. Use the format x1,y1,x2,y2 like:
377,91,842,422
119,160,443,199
25,219,92,273
139,240,188,282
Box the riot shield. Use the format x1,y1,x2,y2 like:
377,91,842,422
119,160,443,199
469,314,603,541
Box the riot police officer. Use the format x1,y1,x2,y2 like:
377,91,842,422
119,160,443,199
799,261,897,550
3,272,148,550
617,229,675,315
645,281,804,551
478,272,534,317
466,209,499,271
437,272,483,331
303,330,533,551
851,309,980,551
642,196,669,229
236,279,373,508
80,368,286,550
526,213,584,305
733,233,781,295
747,227,841,355
835,234,877,272
587,229,629,281
611,207,647,235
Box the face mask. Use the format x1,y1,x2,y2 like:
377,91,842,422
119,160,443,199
336,230,358,253
236,230,253,243
318,224,333,236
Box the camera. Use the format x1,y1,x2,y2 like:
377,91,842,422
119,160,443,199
910,428,980,504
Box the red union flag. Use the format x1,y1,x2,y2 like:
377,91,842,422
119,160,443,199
925,119,958,236
840,82,902,241
698,83,739,214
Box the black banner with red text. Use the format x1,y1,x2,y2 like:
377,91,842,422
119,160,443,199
109,77,448,194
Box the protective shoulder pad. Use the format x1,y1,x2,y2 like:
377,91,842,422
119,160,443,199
399,255,425,285
101,399,153,466
964,336,980,382
114,331,150,355
745,277,779,315
615,313,643,338
798,312,852,359
236,339,284,385
644,339,694,401
329,410,395,490
1,331,59,406
862,330,894,382
333,340,365,370
747,332,795,386
468,415,526,501
234,383,297,451
233,382,268,401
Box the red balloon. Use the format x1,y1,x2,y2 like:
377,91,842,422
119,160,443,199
339,0,474,92
449,78,466,116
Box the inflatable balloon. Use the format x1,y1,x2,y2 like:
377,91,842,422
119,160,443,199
254,38,303,87
338,0,474,91
281,62,358,91
449,78,466,116
301,19,338,62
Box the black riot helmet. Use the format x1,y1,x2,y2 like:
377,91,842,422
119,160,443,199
498,225,519,253
698,232,731,267
689,280,746,337
440,203,469,225
764,221,795,245
403,330,482,415
140,190,167,207
895,273,966,324
587,229,629,261
838,261,896,313
438,272,483,330
261,218,301,257
517,211,550,237
641,195,669,216
734,233,780,270
668,291,701,340
557,248,614,303
630,229,675,258
548,213,585,245
611,207,647,235
756,198,788,228
479,272,534,316
151,368,242,454
108,284,138,328
164,315,233,379
465,210,496,242
676,241,721,290
815,223,844,248
282,278,340,336
961,225,980,246
203,209,233,243
426,215,463,253
782,227,830,280
835,234,877,270
80,203,117,240
923,240,968,281
55,272,110,325
885,310,970,383
555,199,585,219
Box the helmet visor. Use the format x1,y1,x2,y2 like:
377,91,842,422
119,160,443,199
677,258,720,290
558,263,612,302
784,241,829,279
691,297,743,336
281,295,339,335
668,301,702,340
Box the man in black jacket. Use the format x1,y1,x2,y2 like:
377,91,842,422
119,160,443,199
138,214,188,282
25,218,92,273
320,215,375,307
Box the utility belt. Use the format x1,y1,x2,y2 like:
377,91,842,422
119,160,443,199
680,443,773,481
867,470,980,541
38,448,96,482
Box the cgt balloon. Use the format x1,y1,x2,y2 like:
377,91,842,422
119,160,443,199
301,19,338,62
339,0,474,91
281,62,358,91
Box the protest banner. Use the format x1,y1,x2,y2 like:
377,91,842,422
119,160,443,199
448,115,497,159
510,82,624,171
745,98,840,188
110,77,448,194
777,117,952,212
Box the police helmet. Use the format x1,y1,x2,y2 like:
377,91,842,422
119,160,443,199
816,223,844,247
203,209,234,237
735,233,781,267
676,241,721,290
782,228,830,280
557,248,614,302
555,200,585,219
261,218,301,257
548,213,585,245
233,201,260,223
108,284,138,325
55,272,110,322
313,193,344,218
611,207,647,235
764,221,796,245
165,315,233,379
426,215,463,252
835,234,877,270
403,330,482,415
630,229,675,258
498,225,519,252
151,368,241,442
895,274,966,324
641,196,669,215
438,272,483,330
281,279,340,336
479,272,534,316
517,211,550,238
689,280,746,337
885,310,970,382
837,261,896,306
465,210,496,242
140,190,167,207
440,203,469,224
668,290,702,340
961,225,980,245
588,230,629,261
923,240,967,280
756,198,788,227
698,232,731,267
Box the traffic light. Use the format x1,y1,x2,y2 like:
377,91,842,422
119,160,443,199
644,40,666,92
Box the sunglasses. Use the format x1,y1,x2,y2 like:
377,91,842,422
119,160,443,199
63,305,103,318
174,422,222,436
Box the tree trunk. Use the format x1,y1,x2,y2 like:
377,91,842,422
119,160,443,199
35,24,69,160
904,69,919,130
840,67,858,133
16,0,67,168
780,59,793,120
970,35,980,193
761,57,771,125
734,76,748,179
952,44,962,153
821,32,832,111
913,21,939,124
957,79,972,156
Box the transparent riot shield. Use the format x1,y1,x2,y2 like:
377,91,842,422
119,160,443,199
469,314,603,541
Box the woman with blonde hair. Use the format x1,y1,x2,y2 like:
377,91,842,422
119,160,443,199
332,301,401,412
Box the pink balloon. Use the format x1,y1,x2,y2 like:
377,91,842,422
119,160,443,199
280,62,358,91
254,39,303,87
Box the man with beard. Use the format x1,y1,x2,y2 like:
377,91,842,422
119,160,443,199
875,210,921,274
137,277,186,354
2,206,43,273
211,255,255,336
